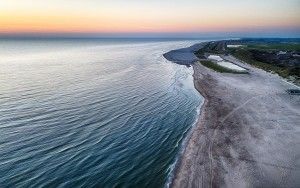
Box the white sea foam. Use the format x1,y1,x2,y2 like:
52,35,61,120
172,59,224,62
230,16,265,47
165,87,205,188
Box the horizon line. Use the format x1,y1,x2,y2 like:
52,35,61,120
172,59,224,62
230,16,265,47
1,32,300,39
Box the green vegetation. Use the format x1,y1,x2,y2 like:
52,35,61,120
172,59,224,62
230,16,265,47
195,40,299,85
199,60,247,74
244,43,300,51
229,48,296,78
196,42,226,58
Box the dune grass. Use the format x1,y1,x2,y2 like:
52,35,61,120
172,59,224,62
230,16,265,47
199,60,247,74
245,43,300,51
230,48,297,78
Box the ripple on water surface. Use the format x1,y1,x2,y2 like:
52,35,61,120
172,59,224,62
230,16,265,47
0,39,202,187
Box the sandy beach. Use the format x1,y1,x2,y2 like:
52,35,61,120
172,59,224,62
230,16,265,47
165,43,300,187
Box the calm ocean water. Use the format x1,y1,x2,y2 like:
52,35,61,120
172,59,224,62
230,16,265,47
0,38,203,187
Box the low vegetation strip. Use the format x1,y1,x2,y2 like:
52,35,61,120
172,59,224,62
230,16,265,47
195,39,300,86
199,60,247,74
245,43,300,51
229,48,299,81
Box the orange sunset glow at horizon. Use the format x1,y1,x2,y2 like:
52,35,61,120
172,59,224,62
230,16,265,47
0,0,299,35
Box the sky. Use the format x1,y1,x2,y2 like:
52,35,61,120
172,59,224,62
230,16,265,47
0,0,300,37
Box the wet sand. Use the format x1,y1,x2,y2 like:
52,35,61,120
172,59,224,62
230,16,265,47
165,44,300,187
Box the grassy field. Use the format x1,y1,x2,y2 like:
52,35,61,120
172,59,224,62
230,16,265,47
229,48,297,78
199,60,247,74
244,43,300,51
195,40,299,85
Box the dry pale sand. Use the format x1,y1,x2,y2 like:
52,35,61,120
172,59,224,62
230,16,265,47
169,54,300,187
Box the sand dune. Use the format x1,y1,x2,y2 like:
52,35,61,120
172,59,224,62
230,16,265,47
165,42,300,188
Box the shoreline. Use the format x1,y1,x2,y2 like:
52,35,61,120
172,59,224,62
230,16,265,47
168,65,212,188
165,89,204,188
164,42,208,187
164,41,300,187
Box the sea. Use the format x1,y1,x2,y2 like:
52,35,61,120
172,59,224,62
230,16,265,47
0,38,203,187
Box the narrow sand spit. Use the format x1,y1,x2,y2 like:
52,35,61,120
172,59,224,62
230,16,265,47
163,43,208,65
164,43,300,188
